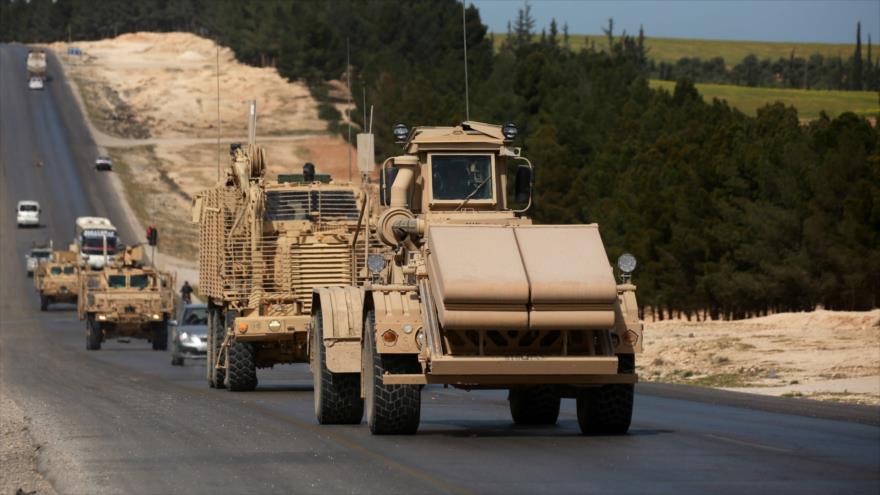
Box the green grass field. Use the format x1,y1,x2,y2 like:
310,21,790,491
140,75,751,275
649,79,879,119
492,33,857,65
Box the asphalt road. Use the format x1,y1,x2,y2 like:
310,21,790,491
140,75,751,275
1,43,879,495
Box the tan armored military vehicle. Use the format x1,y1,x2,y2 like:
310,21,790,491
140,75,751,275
312,121,644,435
34,250,80,310
78,246,176,350
194,123,372,395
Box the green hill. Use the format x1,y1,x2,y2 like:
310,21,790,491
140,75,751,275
649,80,879,119
492,33,857,65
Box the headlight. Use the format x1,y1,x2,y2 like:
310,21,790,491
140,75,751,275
415,330,426,349
151,313,161,320
367,254,386,274
392,123,409,142
501,122,518,140
179,332,189,341
268,319,281,331
617,253,637,274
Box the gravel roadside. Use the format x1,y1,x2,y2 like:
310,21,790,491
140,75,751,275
0,396,57,495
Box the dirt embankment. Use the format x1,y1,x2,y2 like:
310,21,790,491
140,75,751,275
639,309,880,404
49,32,355,261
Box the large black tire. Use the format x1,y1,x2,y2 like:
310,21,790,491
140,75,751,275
312,308,363,424
151,320,168,351
576,354,634,435
225,340,257,391
363,309,421,435
86,317,102,351
207,304,226,388
39,294,49,311
171,355,184,366
508,386,561,425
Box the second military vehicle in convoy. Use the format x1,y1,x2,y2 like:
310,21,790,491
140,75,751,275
312,122,643,435
34,250,80,310
194,109,372,395
78,246,176,350
26,49,47,80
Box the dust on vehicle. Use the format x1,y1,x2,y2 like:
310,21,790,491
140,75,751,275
312,121,644,435
193,102,374,393
77,245,176,350
34,250,80,310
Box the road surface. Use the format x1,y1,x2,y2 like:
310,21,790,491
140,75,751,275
1,43,878,495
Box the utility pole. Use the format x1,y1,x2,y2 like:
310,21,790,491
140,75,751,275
462,1,470,121
216,45,221,181
347,38,352,182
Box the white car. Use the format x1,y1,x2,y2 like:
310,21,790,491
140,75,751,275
16,200,40,228
28,77,44,90
25,246,52,277
94,156,112,171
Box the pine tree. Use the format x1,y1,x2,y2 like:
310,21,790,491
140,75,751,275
562,22,570,51
512,0,535,50
853,21,863,90
549,18,558,47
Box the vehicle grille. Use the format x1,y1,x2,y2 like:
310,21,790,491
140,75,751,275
290,243,353,313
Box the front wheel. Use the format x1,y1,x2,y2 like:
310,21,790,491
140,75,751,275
207,304,226,388
576,354,634,435
225,340,257,391
40,294,49,311
86,317,102,350
363,309,421,435
312,307,363,424
151,320,168,351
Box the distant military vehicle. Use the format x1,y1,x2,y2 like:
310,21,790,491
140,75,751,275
194,145,367,391
194,112,372,395
26,49,47,80
34,250,80,310
312,121,643,435
77,246,176,350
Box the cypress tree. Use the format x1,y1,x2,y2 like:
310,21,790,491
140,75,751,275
853,21,863,90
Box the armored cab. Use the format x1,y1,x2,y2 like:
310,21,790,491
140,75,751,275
78,246,176,350
194,134,373,392
34,250,80,310
312,122,643,435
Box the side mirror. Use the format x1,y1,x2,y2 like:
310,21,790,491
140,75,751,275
514,165,532,203
169,320,178,326
380,166,400,206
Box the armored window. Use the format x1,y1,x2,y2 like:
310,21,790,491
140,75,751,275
264,190,359,221
108,275,126,288
430,155,494,202
50,267,62,275
130,274,150,289
63,266,75,275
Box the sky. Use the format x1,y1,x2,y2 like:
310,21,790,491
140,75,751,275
470,0,880,44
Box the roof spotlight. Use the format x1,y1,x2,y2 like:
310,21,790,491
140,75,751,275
392,123,409,142
617,253,637,274
501,122,518,140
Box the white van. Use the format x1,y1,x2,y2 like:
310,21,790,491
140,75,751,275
16,200,40,227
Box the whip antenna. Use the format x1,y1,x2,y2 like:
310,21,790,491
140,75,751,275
462,1,470,121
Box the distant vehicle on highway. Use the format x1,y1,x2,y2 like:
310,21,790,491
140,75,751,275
95,156,112,171
75,216,118,269
16,200,40,227
170,303,208,366
28,76,44,90
25,241,53,277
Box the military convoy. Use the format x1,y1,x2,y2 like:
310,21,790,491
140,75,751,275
77,246,176,350
34,250,80,310
309,121,643,435
194,106,373,392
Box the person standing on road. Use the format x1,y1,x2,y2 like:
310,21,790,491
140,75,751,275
180,281,193,304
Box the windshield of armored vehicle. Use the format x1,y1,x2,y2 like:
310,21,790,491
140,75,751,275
32,250,51,259
431,155,493,201
130,274,150,289
50,267,62,275
264,189,359,221
63,266,75,275
108,275,126,288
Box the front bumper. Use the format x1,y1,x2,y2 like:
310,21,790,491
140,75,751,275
17,217,39,226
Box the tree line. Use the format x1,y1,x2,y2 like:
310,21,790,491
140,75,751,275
2,0,878,317
653,22,880,92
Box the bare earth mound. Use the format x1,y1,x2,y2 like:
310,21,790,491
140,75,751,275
50,32,355,261
640,310,880,404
